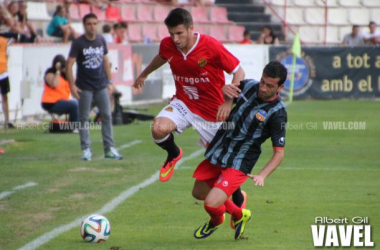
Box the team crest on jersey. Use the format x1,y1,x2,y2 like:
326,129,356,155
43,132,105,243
255,110,267,122
165,106,173,112
197,58,207,68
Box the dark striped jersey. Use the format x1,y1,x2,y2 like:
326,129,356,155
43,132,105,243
205,79,287,174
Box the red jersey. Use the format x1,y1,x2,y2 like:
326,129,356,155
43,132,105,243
159,33,240,122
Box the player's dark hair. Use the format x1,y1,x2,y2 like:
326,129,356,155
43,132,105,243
263,61,288,86
83,13,97,24
164,8,193,28
243,30,250,37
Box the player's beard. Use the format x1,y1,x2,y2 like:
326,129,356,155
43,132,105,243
258,89,278,101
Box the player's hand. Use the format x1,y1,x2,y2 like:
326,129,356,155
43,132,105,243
133,75,147,89
247,174,265,187
217,102,232,121
71,85,82,100
222,83,241,99
107,84,115,96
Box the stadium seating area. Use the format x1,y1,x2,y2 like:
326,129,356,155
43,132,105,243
24,0,247,43
267,0,380,44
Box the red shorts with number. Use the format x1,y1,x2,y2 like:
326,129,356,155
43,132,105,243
193,159,248,197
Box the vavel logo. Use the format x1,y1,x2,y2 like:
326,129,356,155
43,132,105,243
311,217,374,247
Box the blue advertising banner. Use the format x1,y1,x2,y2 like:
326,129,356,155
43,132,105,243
269,46,380,99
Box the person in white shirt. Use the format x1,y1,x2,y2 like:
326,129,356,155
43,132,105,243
101,24,113,44
362,21,380,45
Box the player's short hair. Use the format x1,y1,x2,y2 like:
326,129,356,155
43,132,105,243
83,13,97,24
164,8,193,28
263,61,288,86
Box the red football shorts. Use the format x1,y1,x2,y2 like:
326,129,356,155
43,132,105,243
193,159,248,197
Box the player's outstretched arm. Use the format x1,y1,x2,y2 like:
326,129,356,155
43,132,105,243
133,55,167,89
247,147,284,187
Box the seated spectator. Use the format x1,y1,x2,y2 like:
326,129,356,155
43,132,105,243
114,22,128,45
239,29,253,44
102,24,113,43
363,21,380,46
77,0,109,10
63,0,72,22
342,25,364,46
0,1,34,43
41,55,79,125
17,1,39,43
257,25,279,45
47,5,77,43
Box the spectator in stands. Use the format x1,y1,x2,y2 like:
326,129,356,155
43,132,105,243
0,1,34,43
17,1,39,43
47,5,77,43
41,54,79,126
342,25,364,46
363,21,380,46
239,29,253,44
257,25,279,45
114,22,128,45
77,0,108,11
0,36,15,128
102,24,113,43
63,0,72,23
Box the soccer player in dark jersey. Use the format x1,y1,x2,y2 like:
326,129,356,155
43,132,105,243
192,61,288,240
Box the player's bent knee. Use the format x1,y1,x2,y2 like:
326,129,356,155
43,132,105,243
151,120,174,137
192,189,204,200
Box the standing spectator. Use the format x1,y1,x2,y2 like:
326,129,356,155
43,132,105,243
257,25,279,45
0,36,14,128
66,13,123,161
363,21,380,46
102,24,113,43
47,5,77,43
17,0,38,43
239,29,253,44
342,25,364,46
41,54,79,127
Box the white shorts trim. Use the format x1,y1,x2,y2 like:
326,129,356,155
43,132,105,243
156,99,222,146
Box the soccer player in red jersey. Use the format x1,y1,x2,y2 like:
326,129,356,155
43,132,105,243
133,8,245,183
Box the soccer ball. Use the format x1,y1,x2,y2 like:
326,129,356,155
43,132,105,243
80,214,111,243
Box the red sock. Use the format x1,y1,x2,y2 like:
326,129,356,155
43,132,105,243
204,204,225,226
224,199,242,221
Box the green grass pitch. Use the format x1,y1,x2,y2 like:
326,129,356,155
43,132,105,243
0,100,379,250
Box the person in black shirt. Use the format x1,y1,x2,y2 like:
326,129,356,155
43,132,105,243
67,13,122,161
192,61,287,240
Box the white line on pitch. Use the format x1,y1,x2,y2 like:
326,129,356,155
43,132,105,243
0,182,38,200
19,149,204,250
96,140,142,160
